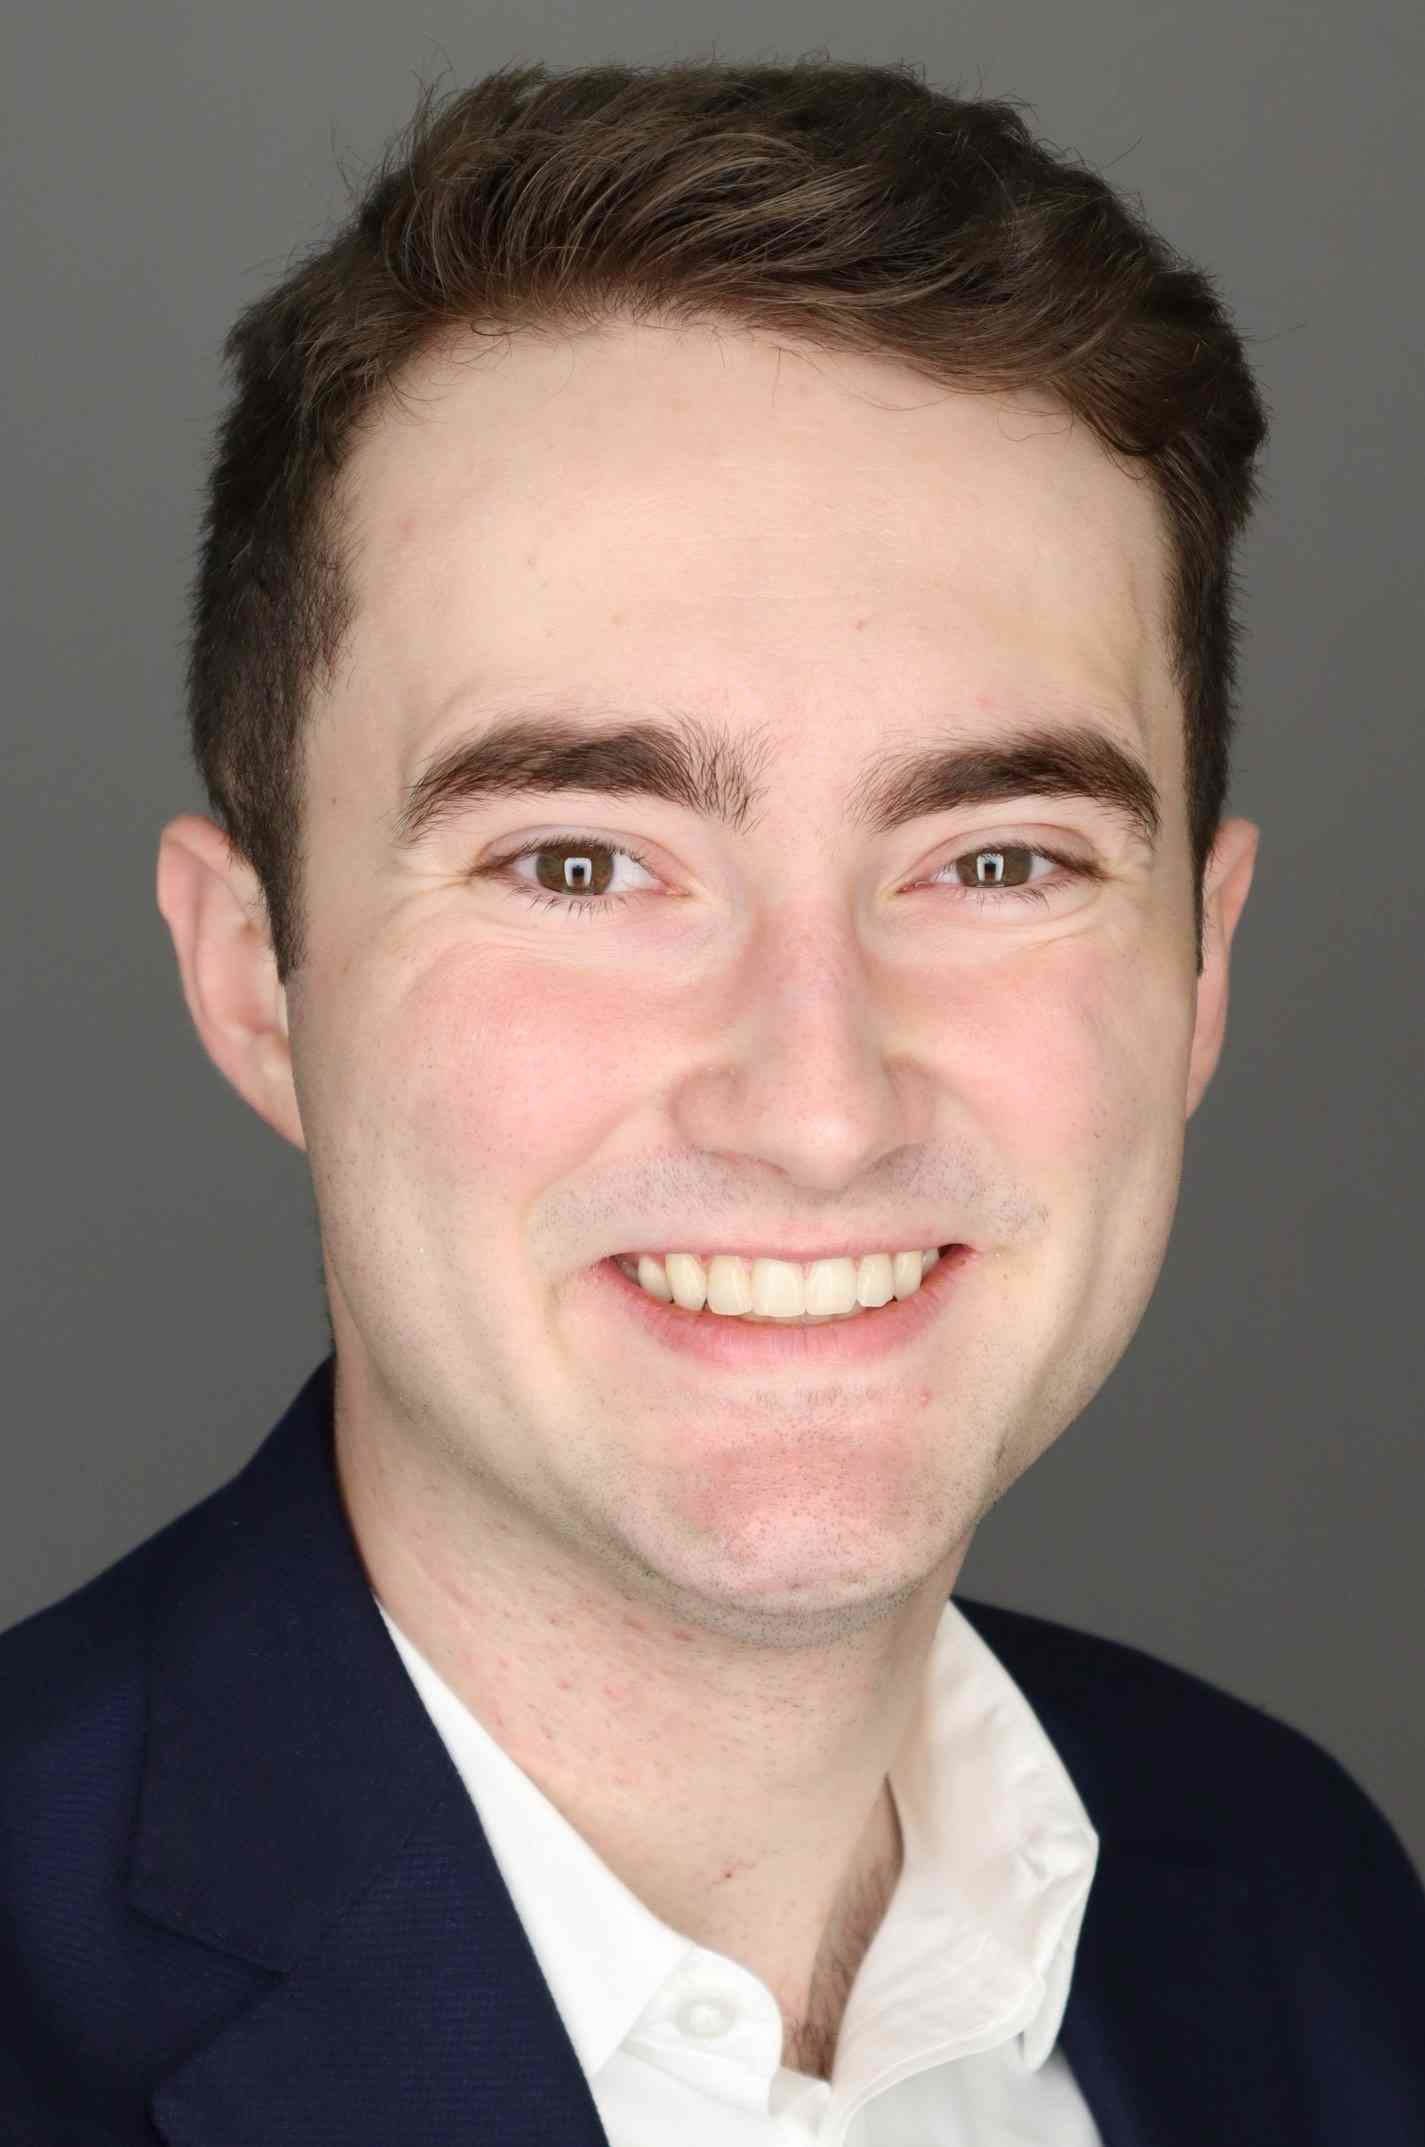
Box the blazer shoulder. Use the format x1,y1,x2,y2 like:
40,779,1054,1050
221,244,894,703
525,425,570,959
954,1592,1422,1883
0,1479,228,1769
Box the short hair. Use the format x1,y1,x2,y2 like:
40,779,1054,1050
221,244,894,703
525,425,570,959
185,56,1268,983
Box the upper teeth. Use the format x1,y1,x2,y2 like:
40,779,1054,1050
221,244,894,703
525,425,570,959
618,1248,942,1319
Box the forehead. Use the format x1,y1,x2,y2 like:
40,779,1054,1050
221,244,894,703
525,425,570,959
326,323,1177,778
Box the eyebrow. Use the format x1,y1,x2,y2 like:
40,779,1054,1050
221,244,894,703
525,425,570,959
389,703,1162,856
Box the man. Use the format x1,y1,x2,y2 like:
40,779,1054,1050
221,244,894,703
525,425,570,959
3,55,1422,2146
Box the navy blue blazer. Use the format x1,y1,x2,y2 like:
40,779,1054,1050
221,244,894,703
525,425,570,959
3,1355,1424,2145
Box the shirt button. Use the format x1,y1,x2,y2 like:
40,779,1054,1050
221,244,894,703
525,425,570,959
677,1996,734,2039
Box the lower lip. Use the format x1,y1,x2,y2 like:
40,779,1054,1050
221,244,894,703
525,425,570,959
590,1247,974,1369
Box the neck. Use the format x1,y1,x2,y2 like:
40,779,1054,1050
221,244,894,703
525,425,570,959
335,1397,963,2019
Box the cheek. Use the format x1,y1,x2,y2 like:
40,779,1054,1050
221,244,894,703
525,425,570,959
1022,954,1195,1323
961,951,1194,1475
967,948,1193,1213
385,950,651,1200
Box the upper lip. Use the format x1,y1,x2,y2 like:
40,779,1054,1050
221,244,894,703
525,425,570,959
612,1236,963,1263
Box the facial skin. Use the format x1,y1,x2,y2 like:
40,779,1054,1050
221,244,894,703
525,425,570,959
158,323,1257,2045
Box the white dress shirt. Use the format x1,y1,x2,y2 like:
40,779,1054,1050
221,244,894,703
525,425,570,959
376,1593,1106,2147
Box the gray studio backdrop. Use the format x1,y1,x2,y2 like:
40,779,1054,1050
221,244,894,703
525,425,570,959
4,2,1422,1870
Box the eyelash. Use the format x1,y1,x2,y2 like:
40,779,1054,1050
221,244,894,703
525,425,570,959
477,830,1102,920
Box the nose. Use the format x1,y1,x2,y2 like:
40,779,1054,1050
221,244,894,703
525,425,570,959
666,901,933,1195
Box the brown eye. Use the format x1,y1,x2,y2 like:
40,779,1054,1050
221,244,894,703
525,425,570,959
531,840,618,896
953,845,1038,890
926,839,1099,912
478,831,659,919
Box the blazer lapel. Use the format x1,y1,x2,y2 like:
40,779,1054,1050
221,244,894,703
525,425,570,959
148,1769,612,2147
131,1359,612,2147
956,1599,1307,2147
1059,1839,1302,2147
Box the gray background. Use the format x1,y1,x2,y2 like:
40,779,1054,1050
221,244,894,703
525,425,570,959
4,1,1422,1871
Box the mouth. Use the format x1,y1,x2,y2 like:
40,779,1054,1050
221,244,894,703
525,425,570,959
589,1245,973,1370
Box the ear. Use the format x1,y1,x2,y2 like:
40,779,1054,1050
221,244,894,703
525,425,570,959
155,813,307,1152
1185,816,1260,1121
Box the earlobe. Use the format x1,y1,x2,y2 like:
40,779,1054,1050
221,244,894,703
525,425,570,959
155,813,308,1153
1185,817,1260,1121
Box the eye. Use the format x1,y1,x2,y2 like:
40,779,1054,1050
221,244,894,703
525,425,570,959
927,839,1104,911
475,833,659,919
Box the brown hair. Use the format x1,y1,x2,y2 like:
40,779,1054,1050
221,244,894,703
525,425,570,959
185,56,1267,983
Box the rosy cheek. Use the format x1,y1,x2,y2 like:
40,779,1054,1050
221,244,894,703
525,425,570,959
920,956,1102,1124
1032,972,1191,1228
934,951,1172,1189
391,955,655,1196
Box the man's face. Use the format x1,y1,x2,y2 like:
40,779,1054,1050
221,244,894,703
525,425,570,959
176,323,1256,1641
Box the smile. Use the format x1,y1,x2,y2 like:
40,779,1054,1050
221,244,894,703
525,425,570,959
593,1245,972,1369
615,1247,946,1322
